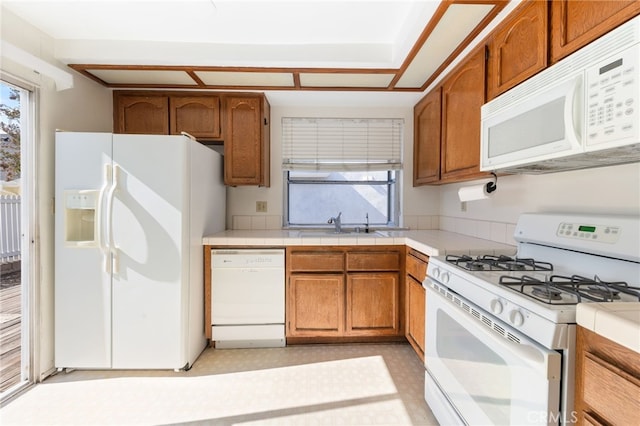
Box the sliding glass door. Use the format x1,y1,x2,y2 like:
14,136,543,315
1,78,33,399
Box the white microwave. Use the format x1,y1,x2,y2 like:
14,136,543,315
481,15,640,174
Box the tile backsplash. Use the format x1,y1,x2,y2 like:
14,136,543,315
439,215,517,246
231,214,516,246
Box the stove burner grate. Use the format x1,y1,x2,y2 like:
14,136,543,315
549,275,638,302
446,254,553,272
499,274,640,304
499,275,579,305
531,286,563,301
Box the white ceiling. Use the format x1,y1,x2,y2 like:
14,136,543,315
2,0,516,106
3,0,437,67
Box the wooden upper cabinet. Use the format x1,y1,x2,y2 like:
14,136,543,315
550,0,640,63
413,88,442,186
113,91,271,187
224,95,270,187
169,95,221,139
440,48,488,182
487,0,548,100
114,93,169,134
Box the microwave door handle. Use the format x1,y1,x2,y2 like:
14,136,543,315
565,74,583,144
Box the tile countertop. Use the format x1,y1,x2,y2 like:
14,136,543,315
576,303,640,354
202,229,516,257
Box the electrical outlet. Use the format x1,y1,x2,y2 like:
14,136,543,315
256,201,267,213
460,201,467,212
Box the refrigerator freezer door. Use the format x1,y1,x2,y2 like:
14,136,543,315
110,134,188,369
55,132,113,369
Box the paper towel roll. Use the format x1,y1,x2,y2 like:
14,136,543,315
458,184,490,202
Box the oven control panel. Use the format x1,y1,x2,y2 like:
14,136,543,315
556,222,620,244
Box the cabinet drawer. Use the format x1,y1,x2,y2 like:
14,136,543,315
406,251,428,281
346,251,400,271
583,352,640,424
289,251,344,272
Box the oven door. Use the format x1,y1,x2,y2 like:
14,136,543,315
424,280,562,426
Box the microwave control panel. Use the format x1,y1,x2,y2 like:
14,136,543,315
585,44,639,147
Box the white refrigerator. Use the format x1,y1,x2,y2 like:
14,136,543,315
54,131,225,370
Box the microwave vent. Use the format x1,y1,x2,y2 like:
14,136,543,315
485,16,640,115
499,144,640,174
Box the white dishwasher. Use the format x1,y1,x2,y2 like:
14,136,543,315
211,249,285,348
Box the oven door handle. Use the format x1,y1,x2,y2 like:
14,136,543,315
425,280,561,380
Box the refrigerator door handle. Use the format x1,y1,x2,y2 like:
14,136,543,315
97,164,111,273
106,163,120,274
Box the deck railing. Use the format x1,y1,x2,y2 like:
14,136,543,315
0,195,21,264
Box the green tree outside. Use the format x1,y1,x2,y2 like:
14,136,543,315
0,86,21,181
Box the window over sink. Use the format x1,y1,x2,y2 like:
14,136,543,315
282,117,402,228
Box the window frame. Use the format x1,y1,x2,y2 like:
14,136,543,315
283,169,400,228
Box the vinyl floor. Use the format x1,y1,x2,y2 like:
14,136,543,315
0,342,438,425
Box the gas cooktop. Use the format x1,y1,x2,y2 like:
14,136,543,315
444,253,640,306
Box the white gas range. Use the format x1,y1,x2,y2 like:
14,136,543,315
423,213,640,426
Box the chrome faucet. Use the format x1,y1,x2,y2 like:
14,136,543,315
327,212,342,233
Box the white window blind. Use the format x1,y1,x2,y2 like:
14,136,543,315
282,117,403,171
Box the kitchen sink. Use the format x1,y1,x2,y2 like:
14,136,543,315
297,230,388,238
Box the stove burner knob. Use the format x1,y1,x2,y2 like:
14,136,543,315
490,299,503,315
431,267,440,279
440,272,450,284
509,310,524,327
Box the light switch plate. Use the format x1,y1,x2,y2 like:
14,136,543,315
256,201,267,212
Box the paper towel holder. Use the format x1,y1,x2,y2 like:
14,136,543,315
485,172,498,194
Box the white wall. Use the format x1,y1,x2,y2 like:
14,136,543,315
227,96,640,249
227,103,441,230
438,163,640,245
1,7,112,379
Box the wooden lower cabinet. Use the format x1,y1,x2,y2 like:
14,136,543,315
575,326,640,425
406,276,426,359
346,273,400,335
405,248,428,360
288,274,345,337
286,245,404,343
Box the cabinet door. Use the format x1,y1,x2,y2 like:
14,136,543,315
575,326,640,426
413,88,442,185
487,0,548,100
287,274,344,337
550,0,640,63
346,273,400,336
114,94,168,134
406,275,426,359
224,96,267,186
440,48,488,182
169,95,221,139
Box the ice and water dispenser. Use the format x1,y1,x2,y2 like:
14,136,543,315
64,190,99,246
